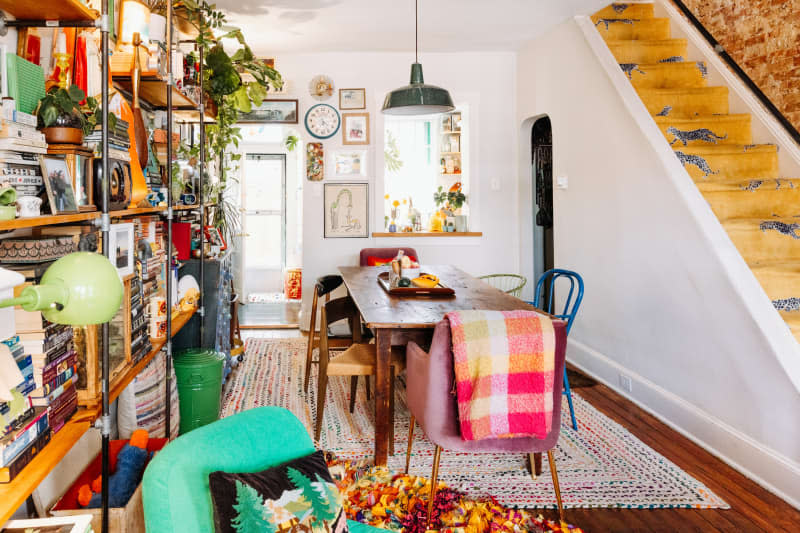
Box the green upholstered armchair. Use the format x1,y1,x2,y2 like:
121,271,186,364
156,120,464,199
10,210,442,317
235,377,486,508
142,406,379,533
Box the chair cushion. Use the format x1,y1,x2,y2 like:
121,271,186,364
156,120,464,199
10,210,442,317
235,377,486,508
328,344,405,376
208,450,349,533
316,275,344,296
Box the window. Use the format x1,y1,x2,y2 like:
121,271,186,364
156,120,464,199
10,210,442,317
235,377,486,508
383,107,468,232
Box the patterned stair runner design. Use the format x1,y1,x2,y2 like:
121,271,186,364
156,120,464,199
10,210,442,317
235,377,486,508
594,3,800,341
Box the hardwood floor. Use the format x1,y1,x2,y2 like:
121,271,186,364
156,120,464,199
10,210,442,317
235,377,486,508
240,330,799,531
557,368,800,532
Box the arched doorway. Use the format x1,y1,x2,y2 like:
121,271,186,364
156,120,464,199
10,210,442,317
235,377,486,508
532,116,553,287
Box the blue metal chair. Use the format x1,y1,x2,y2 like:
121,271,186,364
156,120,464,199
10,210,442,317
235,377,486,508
530,269,584,431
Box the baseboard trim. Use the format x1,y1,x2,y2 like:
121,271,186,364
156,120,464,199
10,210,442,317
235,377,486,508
568,338,800,510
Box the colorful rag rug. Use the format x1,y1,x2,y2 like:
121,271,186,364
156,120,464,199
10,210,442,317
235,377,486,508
446,310,556,440
222,338,729,510
326,454,582,533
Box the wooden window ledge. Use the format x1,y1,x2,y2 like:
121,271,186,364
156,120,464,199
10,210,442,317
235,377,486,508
372,232,482,237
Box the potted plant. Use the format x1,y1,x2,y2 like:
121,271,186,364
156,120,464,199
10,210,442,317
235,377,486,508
35,85,103,145
447,186,468,232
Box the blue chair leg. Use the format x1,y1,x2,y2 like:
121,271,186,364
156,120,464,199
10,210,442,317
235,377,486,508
562,367,578,430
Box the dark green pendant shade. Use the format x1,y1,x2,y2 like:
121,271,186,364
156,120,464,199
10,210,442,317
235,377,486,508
382,63,455,115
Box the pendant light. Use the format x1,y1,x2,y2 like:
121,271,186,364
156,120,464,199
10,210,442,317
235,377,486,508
382,0,454,115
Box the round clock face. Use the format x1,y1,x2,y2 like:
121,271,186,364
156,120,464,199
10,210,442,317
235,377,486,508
304,104,340,139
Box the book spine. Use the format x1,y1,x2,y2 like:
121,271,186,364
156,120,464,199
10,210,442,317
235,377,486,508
31,375,76,407
42,328,74,354
47,388,77,433
1,405,33,437
0,411,47,466
0,110,37,128
0,429,51,483
41,351,77,386
41,365,76,397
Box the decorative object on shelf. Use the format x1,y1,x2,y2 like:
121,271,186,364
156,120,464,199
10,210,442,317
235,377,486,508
304,103,340,139
204,225,227,251
333,150,367,178
6,54,46,115
308,74,334,101
47,144,95,212
92,158,132,211
238,99,298,124
16,196,41,218
382,0,454,115
342,112,369,145
0,252,123,325
120,1,151,49
339,88,366,110
284,267,302,300
35,85,103,145
0,235,77,263
0,185,16,220
109,93,147,208
40,155,79,215
52,32,72,90
306,142,324,181
108,223,135,278
324,182,368,238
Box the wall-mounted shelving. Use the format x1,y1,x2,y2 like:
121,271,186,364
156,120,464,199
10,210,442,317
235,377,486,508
0,0,98,21
0,205,200,232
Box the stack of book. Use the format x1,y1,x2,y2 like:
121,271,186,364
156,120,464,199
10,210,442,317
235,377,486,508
0,107,46,199
130,275,151,363
0,334,50,484
84,118,131,161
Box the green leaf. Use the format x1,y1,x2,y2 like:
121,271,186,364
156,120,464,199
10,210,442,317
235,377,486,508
231,85,250,113
68,85,86,103
41,106,58,127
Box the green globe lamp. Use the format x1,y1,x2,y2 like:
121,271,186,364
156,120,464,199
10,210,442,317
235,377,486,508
0,252,124,325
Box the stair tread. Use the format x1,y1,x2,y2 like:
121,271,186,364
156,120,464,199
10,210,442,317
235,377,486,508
654,113,751,124
723,216,800,229
639,86,728,95
752,262,800,274
592,3,655,21
595,18,671,40
607,38,688,46
675,144,777,154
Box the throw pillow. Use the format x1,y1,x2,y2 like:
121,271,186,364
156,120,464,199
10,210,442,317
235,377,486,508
366,254,417,267
209,450,349,533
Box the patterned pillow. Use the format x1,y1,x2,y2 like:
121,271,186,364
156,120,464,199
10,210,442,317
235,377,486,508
208,450,349,533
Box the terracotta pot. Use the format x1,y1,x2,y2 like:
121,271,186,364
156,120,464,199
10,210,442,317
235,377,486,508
42,127,84,145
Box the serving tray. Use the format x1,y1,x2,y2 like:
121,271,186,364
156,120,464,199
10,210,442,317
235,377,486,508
377,271,455,297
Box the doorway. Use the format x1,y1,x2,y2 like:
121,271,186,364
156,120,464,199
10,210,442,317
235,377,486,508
532,116,554,289
239,152,300,327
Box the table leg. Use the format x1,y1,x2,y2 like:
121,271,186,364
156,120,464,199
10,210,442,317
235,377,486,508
374,328,391,466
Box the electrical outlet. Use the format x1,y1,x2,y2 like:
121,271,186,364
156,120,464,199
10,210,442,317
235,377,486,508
619,374,632,393
556,175,568,189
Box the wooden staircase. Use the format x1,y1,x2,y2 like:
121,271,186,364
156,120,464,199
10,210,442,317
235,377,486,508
594,3,800,342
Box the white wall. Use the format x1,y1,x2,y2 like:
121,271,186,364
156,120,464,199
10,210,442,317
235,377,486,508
516,18,800,506
272,52,519,326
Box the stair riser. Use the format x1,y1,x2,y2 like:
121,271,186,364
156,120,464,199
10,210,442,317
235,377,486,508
726,223,800,264
596,19,671,40
753,270,800,307
627,63,707,89
608,41,688,64
704,188,800,220
678,150,778,182
656,116,751,146
639,88,728,117
592,4,655,20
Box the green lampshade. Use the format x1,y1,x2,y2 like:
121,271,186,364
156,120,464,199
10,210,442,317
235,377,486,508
0,252,123,325
382,63,455,116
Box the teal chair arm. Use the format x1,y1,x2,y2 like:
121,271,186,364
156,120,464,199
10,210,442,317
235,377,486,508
142,406,381,532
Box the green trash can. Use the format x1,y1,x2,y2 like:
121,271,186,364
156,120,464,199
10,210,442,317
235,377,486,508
173,348,226,435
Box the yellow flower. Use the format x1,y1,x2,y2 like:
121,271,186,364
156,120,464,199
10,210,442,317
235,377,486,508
384,194,390,200
402,199,407,204
392,200,400,207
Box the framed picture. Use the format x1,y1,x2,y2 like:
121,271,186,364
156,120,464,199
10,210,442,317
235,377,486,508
342,112,369,145
40,155,78,214
108,222,135,277
238,99,299,123
333,150,367,178
324,182,368,238
339,88,365,110
204,225,227,250
306,142,324,181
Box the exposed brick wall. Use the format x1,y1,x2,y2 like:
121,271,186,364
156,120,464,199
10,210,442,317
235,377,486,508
680,0,800,132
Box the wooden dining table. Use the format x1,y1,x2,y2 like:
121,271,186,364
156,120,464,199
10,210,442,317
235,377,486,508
339,264,544,466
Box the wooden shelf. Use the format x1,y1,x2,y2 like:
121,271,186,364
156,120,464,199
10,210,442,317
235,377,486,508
0,205,206,231
373,231,482,238
441,130,461,135
440,152,461,155
0,0,98,21
0,307,197,524
439,173,463,176
114,77,199,110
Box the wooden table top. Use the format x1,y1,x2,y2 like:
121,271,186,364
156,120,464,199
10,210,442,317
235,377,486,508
339,265,542,328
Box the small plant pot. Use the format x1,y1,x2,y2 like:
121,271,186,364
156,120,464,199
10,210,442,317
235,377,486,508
42,127,83,145
0,205,16,220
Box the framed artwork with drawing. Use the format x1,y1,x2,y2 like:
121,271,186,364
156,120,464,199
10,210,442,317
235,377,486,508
324,182,368,238
339,88,365,110
342,113,369,145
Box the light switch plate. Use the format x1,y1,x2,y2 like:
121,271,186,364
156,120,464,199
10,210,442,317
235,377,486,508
556,175,568,189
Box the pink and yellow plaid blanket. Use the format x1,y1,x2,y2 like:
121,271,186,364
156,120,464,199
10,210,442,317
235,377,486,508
446,310,556,441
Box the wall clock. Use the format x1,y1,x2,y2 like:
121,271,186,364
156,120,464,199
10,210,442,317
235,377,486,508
305,103,341,139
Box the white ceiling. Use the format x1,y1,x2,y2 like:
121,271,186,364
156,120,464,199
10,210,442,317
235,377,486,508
216,0,610,55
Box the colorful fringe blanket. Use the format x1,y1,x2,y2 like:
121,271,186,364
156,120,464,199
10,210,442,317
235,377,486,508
446,310,556,440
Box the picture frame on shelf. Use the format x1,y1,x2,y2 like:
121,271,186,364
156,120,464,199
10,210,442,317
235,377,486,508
333,150,367,178
238,99,299,124
108,222,135,278
339,88,365,110
40,155,79,215
441,114,452,131
451,111,462,131
204,225,227,251
324,182,368,238
342,112,369,145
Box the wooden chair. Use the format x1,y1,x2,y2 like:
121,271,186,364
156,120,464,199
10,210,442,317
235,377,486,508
314,296,405,453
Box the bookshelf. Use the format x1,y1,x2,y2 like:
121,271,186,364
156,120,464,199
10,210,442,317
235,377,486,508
0,205,201,231
0,0,98,22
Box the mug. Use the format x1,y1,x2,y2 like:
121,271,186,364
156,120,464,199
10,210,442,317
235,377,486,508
0,186,17,206
17,196,42,217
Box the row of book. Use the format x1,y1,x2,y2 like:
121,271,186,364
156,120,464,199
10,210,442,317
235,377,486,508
84,118,131,162
0,107,46,200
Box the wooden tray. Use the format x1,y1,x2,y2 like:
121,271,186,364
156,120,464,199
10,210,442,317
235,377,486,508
377,271,455,297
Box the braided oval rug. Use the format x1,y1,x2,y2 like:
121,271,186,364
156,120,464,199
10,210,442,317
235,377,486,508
221,338,728,510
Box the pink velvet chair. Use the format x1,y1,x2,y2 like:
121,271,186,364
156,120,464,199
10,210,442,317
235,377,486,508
358,247,419,266
405,318,569,527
